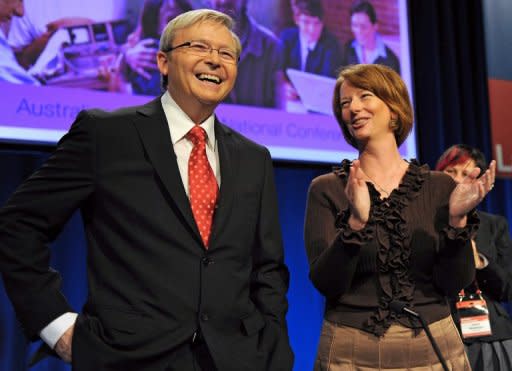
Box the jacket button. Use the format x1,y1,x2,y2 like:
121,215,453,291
200,313,209,321
202,257,214,266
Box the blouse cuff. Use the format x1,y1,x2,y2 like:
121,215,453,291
443,209,479,242
335,208,374,245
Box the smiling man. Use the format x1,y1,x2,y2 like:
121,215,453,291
0,9,293,371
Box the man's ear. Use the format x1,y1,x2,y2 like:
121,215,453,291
157,51,169,75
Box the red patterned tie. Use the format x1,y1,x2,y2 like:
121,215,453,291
187,126,218,247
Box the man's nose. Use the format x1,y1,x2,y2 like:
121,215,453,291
205,49,222,65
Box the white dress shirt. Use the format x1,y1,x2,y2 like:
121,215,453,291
298,33,318,71
160,91,221,191
351,33,389,65
40,91,220,348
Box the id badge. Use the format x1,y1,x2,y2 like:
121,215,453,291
455,298,492,338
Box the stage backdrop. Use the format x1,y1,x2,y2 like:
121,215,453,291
0,0,416,163
483,0,512,178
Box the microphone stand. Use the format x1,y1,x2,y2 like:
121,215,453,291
416,313,449,371
390,302,449,371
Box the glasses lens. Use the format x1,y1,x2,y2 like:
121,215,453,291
187,41,237,64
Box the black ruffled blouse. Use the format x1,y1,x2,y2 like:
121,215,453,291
304,159,478,336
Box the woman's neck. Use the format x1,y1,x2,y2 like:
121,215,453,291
357,141,407,197
358,139,402,171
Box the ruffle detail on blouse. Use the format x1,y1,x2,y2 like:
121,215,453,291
334,207,374,245
334,159,429,336
442,209,479,242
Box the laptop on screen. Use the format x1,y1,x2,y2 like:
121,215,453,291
286,68,336,115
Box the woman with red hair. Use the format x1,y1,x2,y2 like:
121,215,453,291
304,64,496,370
437,144,512,371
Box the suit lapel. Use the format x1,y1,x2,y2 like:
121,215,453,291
209,120,238,248
132,98,201,242
475,211,492,258
291,39,301,70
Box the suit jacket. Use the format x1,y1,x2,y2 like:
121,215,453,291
0,97,293,370
224,16,282,108
280,27,343,78
450,211,512,343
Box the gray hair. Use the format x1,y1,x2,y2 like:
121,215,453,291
159,9,242,89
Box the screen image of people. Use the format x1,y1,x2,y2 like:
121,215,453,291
0,0,413,164
342,0,400,73
1,0,403,109
2,0,128,87
0,0,40,84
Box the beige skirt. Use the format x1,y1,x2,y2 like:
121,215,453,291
314,316,471,371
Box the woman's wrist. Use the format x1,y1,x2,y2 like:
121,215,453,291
449,214,467,228
348,215,367,230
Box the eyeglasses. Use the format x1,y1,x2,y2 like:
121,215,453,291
163,40,239,64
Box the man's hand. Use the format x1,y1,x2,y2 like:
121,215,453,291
54,324,74,363
124,39,159,79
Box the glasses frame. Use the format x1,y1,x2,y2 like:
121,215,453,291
163,41,239,64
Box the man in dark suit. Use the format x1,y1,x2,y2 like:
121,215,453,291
280,0,343,78
0,8,293,370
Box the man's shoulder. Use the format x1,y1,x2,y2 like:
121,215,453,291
429,168,453,186
279,27,299,42
319,29,341,47
79,97,160,123
248,16,280,45
479,210,509,228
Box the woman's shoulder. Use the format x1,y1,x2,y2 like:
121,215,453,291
404,159,452,187
309,160,350,192
309,172,343,192
428,168,456,190
410,164,456,207
400,160,455,204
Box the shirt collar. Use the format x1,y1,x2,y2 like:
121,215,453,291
160,91,216,150
298,31,318,54
373,34,388,57
351,33,388,61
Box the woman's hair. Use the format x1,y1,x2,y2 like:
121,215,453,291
435,144,487,175
332,63,413,149
158,8,242,89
